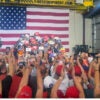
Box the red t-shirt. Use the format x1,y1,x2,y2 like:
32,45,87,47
9,75,22,98
0,94,2,98
0,74,6,80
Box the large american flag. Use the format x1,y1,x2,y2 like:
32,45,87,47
0,6,69,52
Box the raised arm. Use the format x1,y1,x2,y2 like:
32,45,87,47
35,56,43,98
35,67,43,98
15,67,32,98
77,56,84,72
2,49,16,98
15,56,32,98
7,49,15,76
88,61,94,82
51,68,64,98
72,67,85,98
93,59,100,97
77,56,88,83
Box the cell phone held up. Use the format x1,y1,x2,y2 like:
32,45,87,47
18,62,26,69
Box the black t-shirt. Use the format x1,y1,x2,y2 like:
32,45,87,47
2,75,12,98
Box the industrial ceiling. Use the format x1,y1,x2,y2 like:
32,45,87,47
0,0,94,12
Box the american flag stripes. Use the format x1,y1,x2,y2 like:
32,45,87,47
0,6,69,52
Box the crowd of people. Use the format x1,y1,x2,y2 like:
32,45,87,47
0,32,100,98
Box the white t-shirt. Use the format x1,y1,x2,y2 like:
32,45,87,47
58,72,69,95
50,65,55,77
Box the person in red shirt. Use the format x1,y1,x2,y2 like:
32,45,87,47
15,66,32,98
0,49,15,98
15,56,43,98
50,59,85,98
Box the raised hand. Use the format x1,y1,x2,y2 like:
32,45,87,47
7,48,15,76
81,72,88,83
92,60,100,71
60,67,65,79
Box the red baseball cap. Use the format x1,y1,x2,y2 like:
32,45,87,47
48,50,52,54
44,36,49,41
50,35,54,38
24,40,29,46
34,32,39,36
56,65,63,76
65,86,79,98
17,86,32,98
31,46,38,51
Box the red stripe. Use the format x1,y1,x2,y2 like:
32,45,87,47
0,34,22,37
27,19,69,24
27,26,69,31
27,11,69,16
62,42,69,45
2,41,16,45
0,49,6,52
0,33,69,38
40,34,69,38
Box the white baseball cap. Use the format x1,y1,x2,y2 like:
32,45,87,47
44,76,56,88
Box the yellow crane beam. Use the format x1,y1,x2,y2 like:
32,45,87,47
0,0,94,11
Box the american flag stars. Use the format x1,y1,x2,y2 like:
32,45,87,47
0,6,26,30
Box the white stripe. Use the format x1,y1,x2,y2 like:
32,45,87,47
1,38,19,41
39,32,69,35
63,44,69,47
27,7,69,13
27,15,69,20
60,38,69,42
0,30,69,34
27,23,69,27
1,45,14,49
